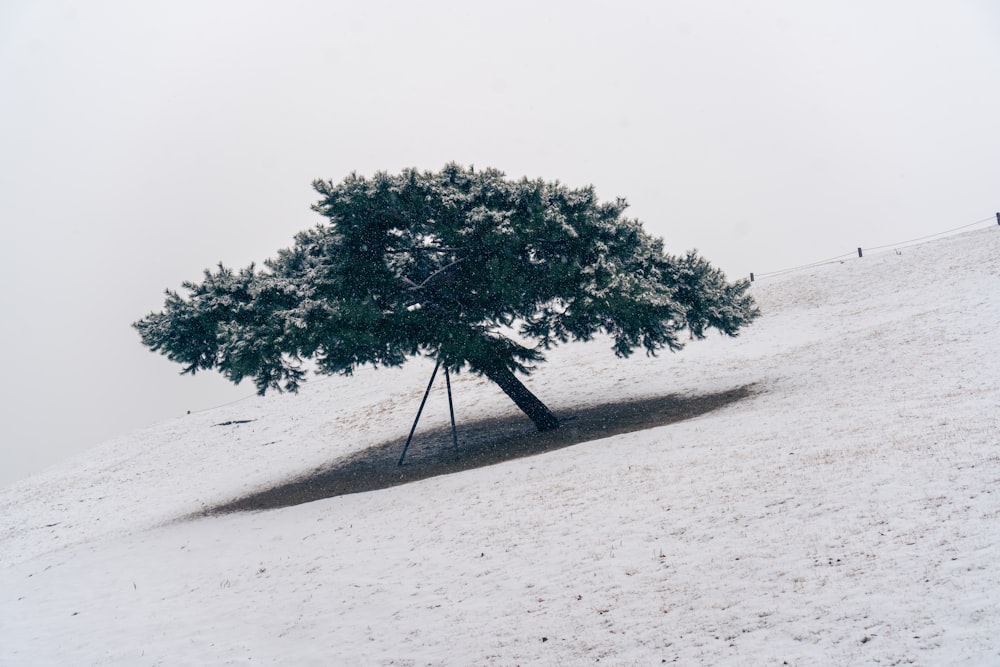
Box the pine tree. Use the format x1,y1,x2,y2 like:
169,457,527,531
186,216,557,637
134,164,758,431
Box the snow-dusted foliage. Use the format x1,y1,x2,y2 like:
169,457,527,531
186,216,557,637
135,164,757,429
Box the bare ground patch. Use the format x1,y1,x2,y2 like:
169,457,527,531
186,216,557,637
200,384,755,515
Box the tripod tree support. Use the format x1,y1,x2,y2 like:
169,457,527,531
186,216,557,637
398,358,460,466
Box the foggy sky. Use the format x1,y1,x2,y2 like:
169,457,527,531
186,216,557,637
2,0,998,487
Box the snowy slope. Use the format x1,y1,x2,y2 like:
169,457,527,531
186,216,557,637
2,227,999,666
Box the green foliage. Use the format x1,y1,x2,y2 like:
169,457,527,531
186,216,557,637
135,164,758,397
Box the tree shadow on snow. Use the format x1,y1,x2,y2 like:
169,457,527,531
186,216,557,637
199,384,755,515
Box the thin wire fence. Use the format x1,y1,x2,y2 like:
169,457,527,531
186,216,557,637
865,216,995,252
751,214,997,282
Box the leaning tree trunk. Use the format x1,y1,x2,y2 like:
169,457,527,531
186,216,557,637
481,364,560,431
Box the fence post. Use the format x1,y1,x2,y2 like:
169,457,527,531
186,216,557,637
857,247,863,258
749,272,754,282
996,212,999,225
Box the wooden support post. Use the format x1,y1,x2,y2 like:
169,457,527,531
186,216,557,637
749,272,754,282
857,247,863,258
996,212,999,225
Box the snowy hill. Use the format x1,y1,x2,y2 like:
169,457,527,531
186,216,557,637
2,227,999,666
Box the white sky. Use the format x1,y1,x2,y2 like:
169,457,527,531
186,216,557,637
1,0,998,488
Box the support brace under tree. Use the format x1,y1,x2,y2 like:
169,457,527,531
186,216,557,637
398,359,462,466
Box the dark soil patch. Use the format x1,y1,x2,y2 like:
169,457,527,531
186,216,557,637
200,384,755,515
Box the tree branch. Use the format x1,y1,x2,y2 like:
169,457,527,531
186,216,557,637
407,258,466,292
383,246,465,255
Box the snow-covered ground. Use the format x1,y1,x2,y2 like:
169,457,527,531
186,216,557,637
2,226,998,666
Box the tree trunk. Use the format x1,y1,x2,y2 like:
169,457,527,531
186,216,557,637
481,364,560,431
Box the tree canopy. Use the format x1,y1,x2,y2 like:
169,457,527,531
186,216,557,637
135,164,758,431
